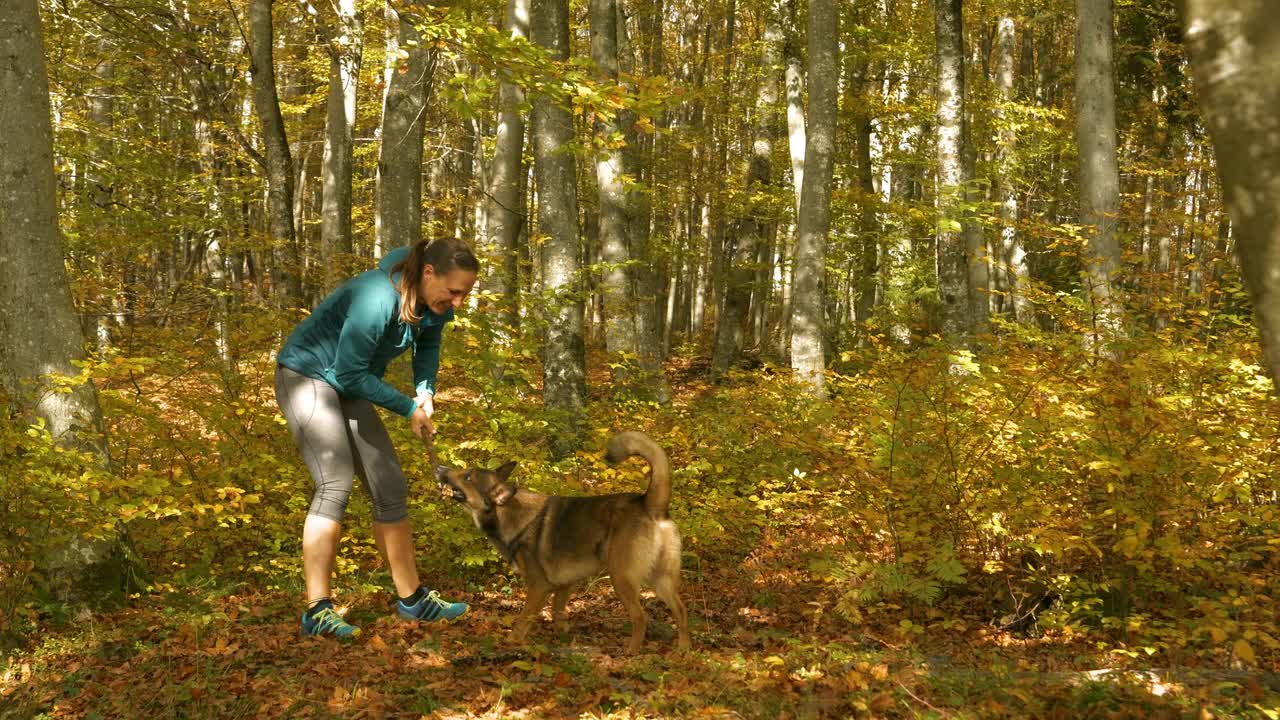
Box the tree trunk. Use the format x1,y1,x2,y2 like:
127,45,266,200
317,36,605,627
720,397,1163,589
1075,0,1125,351
483,0,529,329
0,0,135,605
784,12,806,213
790,0,837,394
934,0,971,341
248,0,302,305
532,0,588,457
712,0,781,378
375,4,431,252
1182,0,1280,393
319,0,362,286
590,0,671,402
615,2,666,385
995,15,1031,323
853,59,879,341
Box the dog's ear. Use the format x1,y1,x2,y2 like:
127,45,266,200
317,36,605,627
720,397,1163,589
495,460,518,482
490,481,516,506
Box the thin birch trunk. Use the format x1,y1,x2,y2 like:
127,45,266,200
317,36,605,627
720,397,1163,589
995,15,1031,323
934,0,971,341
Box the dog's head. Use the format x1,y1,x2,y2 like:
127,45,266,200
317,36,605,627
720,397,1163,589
436,460,517,516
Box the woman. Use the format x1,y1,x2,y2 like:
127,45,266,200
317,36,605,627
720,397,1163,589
275,237,479,639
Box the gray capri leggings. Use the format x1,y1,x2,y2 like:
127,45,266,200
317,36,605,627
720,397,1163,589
274,364,410,523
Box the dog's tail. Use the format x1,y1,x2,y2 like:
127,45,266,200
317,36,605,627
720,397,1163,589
605,431,671,519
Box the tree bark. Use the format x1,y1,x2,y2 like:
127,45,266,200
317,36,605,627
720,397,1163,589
376,4,431,252
319,0,362,286
784,9,806,213
790,0,837,394
0,0,135,605
1182,0,1280,393
532,0,588,457
995,15,1031,323
247,0,302,305
934,0,971,341
483,0,529,328
712,0,781,378
590,0,671,401
1075,0,1125,350
852,59,879,341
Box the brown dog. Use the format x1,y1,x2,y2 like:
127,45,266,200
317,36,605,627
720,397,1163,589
436,431,690,653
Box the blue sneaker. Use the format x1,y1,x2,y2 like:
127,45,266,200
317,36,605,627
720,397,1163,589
301,603,361,640
397,588,468,623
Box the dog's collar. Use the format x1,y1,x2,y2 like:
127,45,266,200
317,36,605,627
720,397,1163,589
497,495,548,565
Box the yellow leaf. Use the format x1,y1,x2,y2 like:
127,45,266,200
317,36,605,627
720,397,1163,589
1116,534,1140,557
1234,639,1256,664
1209,627,1228,643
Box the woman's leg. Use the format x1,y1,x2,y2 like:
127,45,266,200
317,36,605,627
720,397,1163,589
332,393,467,622
340,396,422,597
303,515,343,602
371,520,421,597
275,366,358,605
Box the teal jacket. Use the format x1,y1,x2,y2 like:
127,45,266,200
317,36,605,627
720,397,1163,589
277,246,452,418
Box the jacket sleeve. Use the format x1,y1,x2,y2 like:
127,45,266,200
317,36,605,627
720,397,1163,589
333,291,416,417
411,320,444,400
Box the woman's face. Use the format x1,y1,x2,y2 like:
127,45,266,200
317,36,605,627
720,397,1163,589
418,265,477,316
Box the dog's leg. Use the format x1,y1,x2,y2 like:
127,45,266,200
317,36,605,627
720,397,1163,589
654,570,691,652
551,584,579,635
611,575,648,654
511,584,551,644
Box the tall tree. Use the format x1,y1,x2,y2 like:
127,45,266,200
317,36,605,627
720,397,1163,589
616,0,665,382
1075,0,1125,349
994,14,1031,323
591,0,671,402
790,0,838,393
784,2,806,213
375,4,431,253
247,0,302,304
0,0,130,602
852,59,879,340
933,0,983,340
483,0,530,327
319,0,362,286
1182,0,1280,393
532,0,588,456
712,0,781,378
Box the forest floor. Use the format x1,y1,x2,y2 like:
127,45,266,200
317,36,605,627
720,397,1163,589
4,531,1278,719
4,347,1280,718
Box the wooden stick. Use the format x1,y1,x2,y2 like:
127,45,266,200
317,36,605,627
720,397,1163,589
421,431,441,471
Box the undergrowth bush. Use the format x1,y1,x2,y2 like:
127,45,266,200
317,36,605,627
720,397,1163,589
821,322,1279,666
4,297,1278,671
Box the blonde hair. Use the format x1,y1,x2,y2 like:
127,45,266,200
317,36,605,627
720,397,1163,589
392,238,480,325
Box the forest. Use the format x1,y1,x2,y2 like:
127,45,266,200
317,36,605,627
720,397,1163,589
2,0,1279,716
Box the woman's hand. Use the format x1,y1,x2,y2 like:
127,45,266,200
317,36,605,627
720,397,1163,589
410,395,435,439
